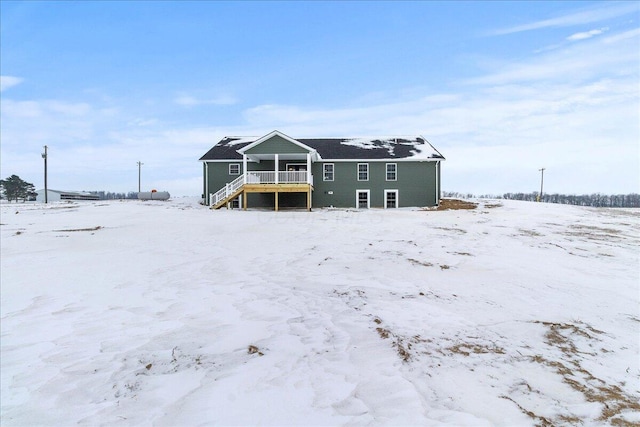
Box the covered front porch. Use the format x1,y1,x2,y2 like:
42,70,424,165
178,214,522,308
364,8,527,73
210,152,315,211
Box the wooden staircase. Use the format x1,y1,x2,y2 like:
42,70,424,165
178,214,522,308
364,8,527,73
210,174,245,209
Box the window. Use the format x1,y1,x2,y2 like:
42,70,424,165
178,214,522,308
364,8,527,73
286,163,307,171
356,190,370,209
323,164,334,181
386,163,397,181
357,163,369,181
229,164,240,175
384,190,398,208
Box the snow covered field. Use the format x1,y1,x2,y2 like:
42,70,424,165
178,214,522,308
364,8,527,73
1,198,638,426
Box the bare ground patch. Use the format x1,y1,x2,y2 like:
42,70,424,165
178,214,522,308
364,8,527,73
564,224,623,241
370,314,637,425
520,321,640,426
435,199,478,211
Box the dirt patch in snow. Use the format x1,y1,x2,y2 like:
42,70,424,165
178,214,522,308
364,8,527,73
521,321,640,426
436,199,478,210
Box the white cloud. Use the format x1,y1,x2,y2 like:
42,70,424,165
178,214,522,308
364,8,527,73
491,3,638,35
1,21,637,196
567,27,609,41
466,27,638,86
0,75,24,92
174,93,237,107
603,27,640,44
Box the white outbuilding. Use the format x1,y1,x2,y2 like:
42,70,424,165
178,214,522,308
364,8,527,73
36,189,99,202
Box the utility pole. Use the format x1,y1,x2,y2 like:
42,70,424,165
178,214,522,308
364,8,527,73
137,161,143,193
538,168,545,202
41,145,48,203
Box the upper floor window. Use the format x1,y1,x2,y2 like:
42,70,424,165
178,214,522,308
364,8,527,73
229,164,241,175
386,163,397,181
357,163,369,181
323,163,334,181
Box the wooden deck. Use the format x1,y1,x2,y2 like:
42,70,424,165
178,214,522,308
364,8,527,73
242,183,313,211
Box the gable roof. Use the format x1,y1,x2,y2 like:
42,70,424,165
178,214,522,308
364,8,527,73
199,133,445,161
237,130,316,155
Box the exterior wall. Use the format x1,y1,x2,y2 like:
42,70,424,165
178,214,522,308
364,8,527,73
244,135,309,155
205,161,244,203
205,159,440,208
312,161,439,208
36,190,62,202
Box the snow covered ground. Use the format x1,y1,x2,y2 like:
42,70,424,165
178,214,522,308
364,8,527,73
1,198,638,426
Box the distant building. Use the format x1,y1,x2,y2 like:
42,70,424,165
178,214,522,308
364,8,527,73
36,189,99,202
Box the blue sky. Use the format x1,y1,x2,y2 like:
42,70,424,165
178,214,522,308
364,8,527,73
1,1,638,196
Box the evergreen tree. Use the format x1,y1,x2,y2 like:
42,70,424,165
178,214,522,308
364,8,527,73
0,175,37,202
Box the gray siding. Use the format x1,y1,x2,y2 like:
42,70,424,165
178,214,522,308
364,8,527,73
205,161,244,201
312,161,438,208
244,135,310,155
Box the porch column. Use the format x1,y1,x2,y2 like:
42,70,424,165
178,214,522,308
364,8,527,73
306,152,311,183
274,154,279,184
307,188,311,211
275,191,279,212
243,154,248,184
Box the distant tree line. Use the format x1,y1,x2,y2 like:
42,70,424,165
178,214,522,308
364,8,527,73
443,191,640,208
91,191,139,200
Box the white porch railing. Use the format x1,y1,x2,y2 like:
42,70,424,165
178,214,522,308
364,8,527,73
210,174,245,206
247,171,309,184
210,171,313,206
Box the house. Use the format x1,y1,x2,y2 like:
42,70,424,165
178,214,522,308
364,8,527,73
199,130,445,210
36,189,99,202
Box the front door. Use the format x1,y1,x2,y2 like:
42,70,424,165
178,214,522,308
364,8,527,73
356,190,370,209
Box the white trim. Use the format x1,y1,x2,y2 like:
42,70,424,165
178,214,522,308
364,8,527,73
384,189,399,209
357,163,369,181
200,159,259,163
204,162,209,205
386,163,397,181
201,157,442,163
229,163,241,175
356,189,370,209
319,158,443,162
323,163,334,181
435,161,440,206
237,130,315,154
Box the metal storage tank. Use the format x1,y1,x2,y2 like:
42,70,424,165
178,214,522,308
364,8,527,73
137,190,170,201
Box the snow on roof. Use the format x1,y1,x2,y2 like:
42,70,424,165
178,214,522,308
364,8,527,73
222,136,260,146
339,136,442,159
200,134,444,161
